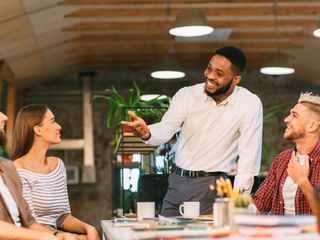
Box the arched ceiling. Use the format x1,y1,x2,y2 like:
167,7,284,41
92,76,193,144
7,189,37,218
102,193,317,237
1,0,320,88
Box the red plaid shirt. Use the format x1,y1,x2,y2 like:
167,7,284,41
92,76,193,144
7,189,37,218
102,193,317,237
253,139,320,215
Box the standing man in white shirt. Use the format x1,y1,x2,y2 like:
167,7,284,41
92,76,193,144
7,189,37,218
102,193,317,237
121,46,263,216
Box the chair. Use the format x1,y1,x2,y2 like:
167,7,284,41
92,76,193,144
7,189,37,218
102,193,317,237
137,174,169,215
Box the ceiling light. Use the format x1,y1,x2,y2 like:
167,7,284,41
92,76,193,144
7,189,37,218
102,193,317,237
313,17,320,37
150,57,185,79
313,27,320,37
260,67,295,75
260,1,294,75
169,9,214,37
151,71,185,79
260,52,295,75
140,94,167,101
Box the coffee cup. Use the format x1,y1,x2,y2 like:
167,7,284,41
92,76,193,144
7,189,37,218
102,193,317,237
137,202,155,220
179,201,200,217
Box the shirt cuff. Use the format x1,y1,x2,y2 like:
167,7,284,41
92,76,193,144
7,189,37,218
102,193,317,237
234,174,254,194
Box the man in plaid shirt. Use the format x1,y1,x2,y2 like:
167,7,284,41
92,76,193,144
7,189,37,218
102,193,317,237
253,92,320,215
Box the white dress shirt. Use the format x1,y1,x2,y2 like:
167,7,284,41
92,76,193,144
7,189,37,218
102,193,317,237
0,175,21,226
145,83,263,192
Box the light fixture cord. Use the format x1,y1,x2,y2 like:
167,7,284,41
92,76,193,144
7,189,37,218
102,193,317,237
273,0,279,53
166,3,175,58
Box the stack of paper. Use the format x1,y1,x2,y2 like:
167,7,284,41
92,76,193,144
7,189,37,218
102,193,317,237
234,214,316,226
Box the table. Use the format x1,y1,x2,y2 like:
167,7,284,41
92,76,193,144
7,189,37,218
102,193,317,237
101,218,320,240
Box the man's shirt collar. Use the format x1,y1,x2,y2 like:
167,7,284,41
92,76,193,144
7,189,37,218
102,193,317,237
202,85,239,106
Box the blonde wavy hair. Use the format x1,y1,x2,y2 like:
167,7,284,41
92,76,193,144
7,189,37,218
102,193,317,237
298,92,320,121
298,92,320,105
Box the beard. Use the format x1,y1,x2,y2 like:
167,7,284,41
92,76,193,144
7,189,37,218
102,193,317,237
0,130,6,146
283,128,305,141
205,78,233,98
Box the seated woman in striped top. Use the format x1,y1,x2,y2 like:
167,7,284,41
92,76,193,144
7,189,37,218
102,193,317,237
11,104,100,240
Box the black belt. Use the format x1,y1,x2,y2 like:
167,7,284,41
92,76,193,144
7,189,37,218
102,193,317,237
175,166,227,178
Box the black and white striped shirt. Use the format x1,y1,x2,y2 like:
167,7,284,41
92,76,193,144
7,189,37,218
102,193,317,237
16,159,71,228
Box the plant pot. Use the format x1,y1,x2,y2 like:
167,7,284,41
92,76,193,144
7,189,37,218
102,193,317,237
123,154,132,162
233,204,256,215
233,207,251,215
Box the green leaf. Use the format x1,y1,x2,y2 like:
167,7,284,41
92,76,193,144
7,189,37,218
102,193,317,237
132,81,141,106
90,95,110,103
113,133,123,155
111,86,125,104
127,89,134,107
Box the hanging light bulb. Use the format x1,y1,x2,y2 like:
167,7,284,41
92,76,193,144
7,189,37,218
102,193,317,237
169,8,214,37
260,52,295,75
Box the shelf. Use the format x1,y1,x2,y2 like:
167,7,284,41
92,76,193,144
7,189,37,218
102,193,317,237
112,160,140,169
116,132,158,154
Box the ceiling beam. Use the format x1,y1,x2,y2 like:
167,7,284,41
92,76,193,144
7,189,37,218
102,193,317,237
66,30,311,44
67,41,302,53
59,0,320,4
70,60,264,71
63,19,318,31
66,33,173,42
65,6,320,18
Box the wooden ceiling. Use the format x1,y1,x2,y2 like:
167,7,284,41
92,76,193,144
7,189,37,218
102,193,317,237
1,0,320,88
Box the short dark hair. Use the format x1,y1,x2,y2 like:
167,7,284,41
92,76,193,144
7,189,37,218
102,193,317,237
214,46,246,75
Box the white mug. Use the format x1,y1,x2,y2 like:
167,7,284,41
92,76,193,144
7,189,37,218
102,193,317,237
179,201,200,217
137,202,155,220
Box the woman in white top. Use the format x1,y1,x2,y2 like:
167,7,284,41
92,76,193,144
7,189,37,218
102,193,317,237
11,104,100,240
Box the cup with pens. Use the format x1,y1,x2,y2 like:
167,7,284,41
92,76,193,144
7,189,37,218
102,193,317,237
212,177,252,228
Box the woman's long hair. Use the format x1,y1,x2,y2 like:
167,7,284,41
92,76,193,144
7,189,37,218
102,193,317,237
11,104,48,160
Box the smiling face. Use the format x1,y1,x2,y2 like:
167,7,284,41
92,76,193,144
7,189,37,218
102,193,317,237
35,109,62,145
283,103,309,140
204,54,241,98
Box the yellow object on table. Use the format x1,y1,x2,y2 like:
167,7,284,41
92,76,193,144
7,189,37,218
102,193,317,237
216,177,233,198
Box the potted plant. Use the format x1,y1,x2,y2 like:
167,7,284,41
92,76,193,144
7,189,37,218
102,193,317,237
91,81,170,154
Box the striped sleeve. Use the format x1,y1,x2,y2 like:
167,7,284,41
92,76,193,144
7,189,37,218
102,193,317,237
60,160,71,215
19,176,36,218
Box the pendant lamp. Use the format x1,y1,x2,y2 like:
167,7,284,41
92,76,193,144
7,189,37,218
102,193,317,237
169,8,214,37
313,28,320,37
140,94,167,101
260,52,295,75
150,57,185,79
313,17,320,37
260,1,294,75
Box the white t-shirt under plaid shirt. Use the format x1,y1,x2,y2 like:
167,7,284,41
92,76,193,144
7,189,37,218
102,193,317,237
16,159,71,228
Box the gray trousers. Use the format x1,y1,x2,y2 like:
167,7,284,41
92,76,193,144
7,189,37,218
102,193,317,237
160,173,223,217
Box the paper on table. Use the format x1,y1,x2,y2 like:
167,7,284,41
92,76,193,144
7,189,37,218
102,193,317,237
158,215,179,224
239,226,302,238
234,214,316,226
176,215,213,221
133,225,185,231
